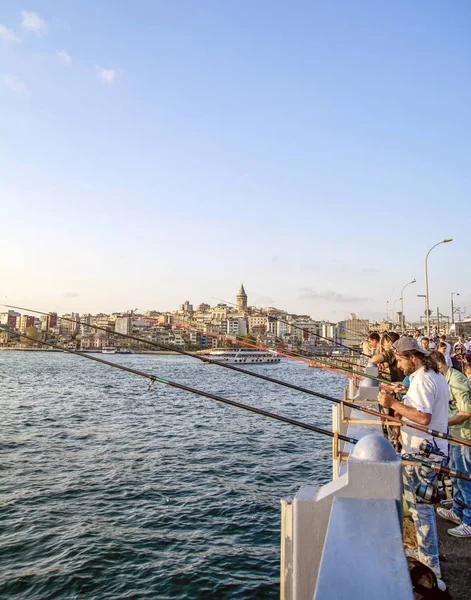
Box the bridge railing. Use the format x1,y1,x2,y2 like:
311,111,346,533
280,364,413,600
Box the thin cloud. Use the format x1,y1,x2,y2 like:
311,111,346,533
251,294,276,305
300,264,321,272
3,74,27,93
299,288,368,304
0,24,21,43
63,291,80,298
57,50,71,65
94,66,116,84
20,11,48,36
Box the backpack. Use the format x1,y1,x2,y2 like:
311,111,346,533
407,557,449,599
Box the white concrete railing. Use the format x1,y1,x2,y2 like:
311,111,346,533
280,364,414,600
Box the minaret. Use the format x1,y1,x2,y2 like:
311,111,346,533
236,283,248,311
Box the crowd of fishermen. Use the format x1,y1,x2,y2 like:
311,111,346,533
362,329,471,591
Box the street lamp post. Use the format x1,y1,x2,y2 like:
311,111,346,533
425,239,452,336
400,279,416,332
392,298,401,326
417,295,426,332
451,292,460,325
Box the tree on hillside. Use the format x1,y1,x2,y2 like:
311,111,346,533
24,327,39,345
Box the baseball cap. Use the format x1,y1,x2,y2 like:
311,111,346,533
393,337,429,355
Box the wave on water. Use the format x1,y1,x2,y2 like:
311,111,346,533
0,352,343,599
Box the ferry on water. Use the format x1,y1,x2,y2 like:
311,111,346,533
207,348,280,364
101,347,117,354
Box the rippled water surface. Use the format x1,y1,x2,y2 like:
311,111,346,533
0,352,344,599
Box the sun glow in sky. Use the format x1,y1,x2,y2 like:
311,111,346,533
1,2,470,321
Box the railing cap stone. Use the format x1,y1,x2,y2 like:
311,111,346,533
351,434,398,462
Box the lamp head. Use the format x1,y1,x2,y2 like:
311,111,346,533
443,238,452,243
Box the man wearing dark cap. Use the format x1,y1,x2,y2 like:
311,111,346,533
378,337,449,589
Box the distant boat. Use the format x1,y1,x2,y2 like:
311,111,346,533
101,347,117,354
116,348,132,354
207,348,280,364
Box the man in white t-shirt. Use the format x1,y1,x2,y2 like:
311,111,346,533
378,337,449,589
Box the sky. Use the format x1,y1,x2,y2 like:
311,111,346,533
1,1,470,322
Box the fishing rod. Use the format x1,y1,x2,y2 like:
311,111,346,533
212,296,373,357
163,316,398,388
1,320,466,448
160,317,368,376
1,326,357,444
4,326,470,482
211,297,371,358
3,303,394,389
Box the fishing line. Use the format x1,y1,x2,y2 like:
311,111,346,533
164,316,395,388
2,327,356,444
2,322,468,449
4,303,394,388
210,297,371,358
4,326,470,482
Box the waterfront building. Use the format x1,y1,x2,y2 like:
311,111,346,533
247,315,269,333
189,331,201,344
290,317,321,342
80,314,93,335
0,310,20,329
59,313,80,335
227,317,247,337
115,317,132,336
276,318,289,339
80,334,108,350
92,314,115,331
17,315,36,333
131,319,152,333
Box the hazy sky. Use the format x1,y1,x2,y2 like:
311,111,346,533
1,2,470,322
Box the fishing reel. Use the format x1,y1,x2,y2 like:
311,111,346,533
409,440,448,504
415,482,445,504
418,439,445,458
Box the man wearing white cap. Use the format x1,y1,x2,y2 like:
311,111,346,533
378,337,449,589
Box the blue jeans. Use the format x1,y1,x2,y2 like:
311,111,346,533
403,463,440,570
450,444,471,526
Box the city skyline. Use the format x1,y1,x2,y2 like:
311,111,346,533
1,3,470,320
3,278,470,329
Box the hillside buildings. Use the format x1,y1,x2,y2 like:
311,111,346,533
0,285,372,352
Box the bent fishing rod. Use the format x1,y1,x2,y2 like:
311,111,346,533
147,316,375,382
2,327,357,444
211,297,371,358
4,327,470,482
3,303,393,389
177,315,368,372
2,320,467,449
149,315,395,389
169,318,397,390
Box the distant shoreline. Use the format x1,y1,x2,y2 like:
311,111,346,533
0,348,185,355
